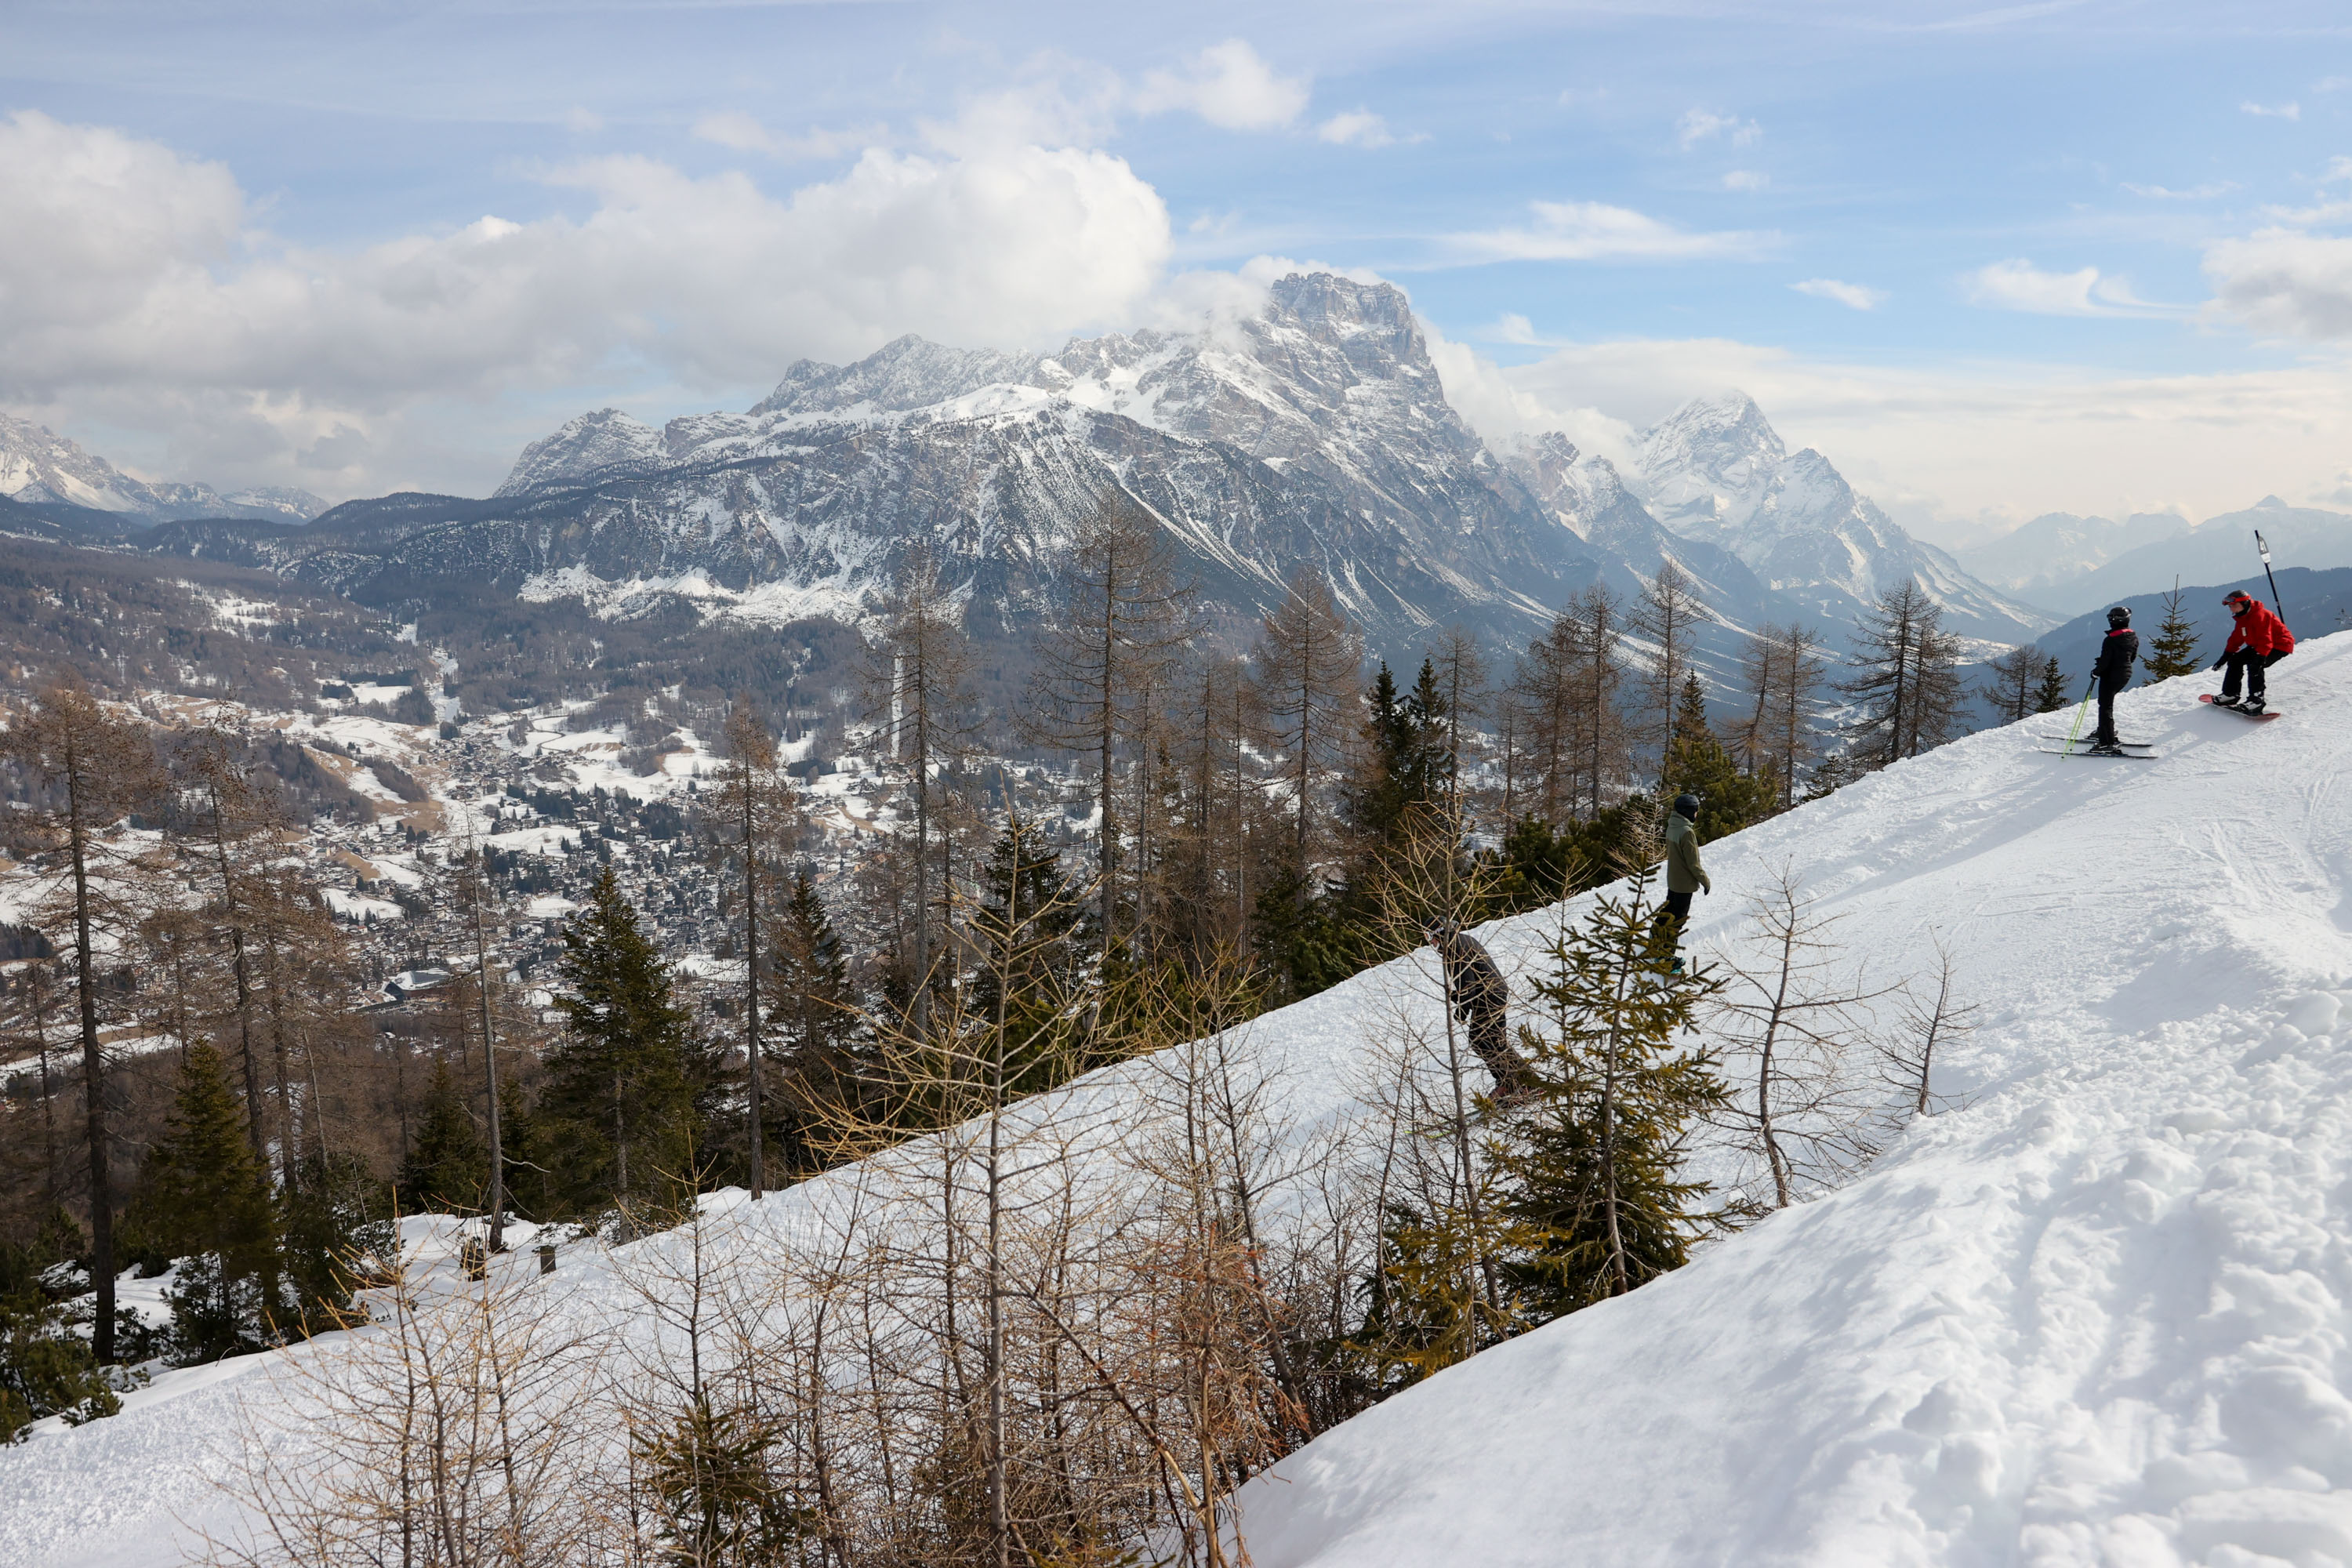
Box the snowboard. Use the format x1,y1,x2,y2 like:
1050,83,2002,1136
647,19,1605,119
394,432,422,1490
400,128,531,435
2200,694,2282,721
2037,749,2156,760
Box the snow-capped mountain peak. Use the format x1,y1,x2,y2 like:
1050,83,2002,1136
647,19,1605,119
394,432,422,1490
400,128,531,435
1636,389,1785,518
493,408,670,496
750,336,1048,419
0,414,327,523
1636,394,2050,641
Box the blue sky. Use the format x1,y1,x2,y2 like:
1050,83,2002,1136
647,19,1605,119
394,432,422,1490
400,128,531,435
4,1,2350,533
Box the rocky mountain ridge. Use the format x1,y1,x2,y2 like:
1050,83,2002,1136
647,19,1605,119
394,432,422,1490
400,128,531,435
1633,391,2053,641
0,413,327,524
27,275,2053,679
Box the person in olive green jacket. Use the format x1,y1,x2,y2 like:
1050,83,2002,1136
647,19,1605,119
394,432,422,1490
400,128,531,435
1657,792,1711,970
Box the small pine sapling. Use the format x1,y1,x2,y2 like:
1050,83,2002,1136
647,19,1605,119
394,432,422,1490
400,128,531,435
1497,884,1731,1319
2032,656,2071,714
2143,580,2202,680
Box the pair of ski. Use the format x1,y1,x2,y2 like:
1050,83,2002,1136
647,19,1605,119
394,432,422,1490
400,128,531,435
2035,692,2281,760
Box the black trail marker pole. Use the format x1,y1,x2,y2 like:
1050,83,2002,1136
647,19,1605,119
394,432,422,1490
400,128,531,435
2257,529,2288,624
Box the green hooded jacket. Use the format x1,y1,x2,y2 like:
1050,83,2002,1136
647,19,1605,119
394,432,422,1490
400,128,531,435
1663,811,1711,895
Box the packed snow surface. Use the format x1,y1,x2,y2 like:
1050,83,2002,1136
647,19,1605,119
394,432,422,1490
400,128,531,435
13,641,2352,1565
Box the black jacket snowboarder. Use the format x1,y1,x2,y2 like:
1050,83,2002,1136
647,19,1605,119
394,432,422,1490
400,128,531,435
1429,925,1533,1099
2089,608,2138,751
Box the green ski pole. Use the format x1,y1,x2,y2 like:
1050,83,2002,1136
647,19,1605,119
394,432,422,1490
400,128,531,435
2062,676,2094,754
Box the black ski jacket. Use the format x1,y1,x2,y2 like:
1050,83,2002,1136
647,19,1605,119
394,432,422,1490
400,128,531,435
1438,935,1508,1023
2093,626,2139,688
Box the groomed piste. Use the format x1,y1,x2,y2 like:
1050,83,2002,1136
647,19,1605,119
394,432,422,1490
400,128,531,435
10,637,2352,1566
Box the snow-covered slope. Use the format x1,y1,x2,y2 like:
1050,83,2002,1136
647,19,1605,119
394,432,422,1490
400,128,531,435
1235,634,2352,1566
1639,392,2053,642
13,644,2352,1567
0,413,327,523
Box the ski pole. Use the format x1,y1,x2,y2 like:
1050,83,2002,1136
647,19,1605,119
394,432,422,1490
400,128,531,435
2256,529,2289,625
2062,676,2094,753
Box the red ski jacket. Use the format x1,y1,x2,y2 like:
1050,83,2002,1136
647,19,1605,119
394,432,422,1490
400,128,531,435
2225,597,2294,657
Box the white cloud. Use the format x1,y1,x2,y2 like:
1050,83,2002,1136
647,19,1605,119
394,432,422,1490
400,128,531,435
2241,100,2301,120
691,112,884,162
1676,109,1761,151
1722,169,1769,192
0,108,1174,493
2205,229,2352,339
1963,259,2175,317
1791,278,1886,310
1445,200,1777,264
2319,77,2352,94
2121,180,2238,199
564,107,603,135
1134,40,1308,132
2324,156,2352,184
1317,110,1418,150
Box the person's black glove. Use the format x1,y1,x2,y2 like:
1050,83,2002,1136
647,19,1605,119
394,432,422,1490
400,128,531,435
2212,655,2227,671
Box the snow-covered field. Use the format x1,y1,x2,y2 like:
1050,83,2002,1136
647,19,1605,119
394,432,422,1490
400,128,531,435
11,637,2352,1566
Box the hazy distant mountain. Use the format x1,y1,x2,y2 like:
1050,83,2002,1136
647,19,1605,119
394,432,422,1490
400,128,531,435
2067,497,2352,610
1633,393,2053,643
1957,510,2193,610
0,413,328,524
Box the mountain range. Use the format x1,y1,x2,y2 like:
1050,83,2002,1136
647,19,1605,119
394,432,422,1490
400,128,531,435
5,274,2061,682
0,413,327,524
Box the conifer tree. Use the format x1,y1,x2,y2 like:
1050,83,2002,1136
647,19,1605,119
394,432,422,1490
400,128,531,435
143,1042,277,1361
1252,565,1363,889
1023,492,1200,947
2032,656,2072,713
539,866,705,1219
966,823,1094,1088
864,546,976,1039
1762,622,1828,811
1841,580,1964,768
766,871,868,1177
708,694,796,1200
2144,582,2201,679
1499,888,1730,1315
397,1057,487,1214
1341,660,1447,856
1661,673,1779,840
11,681,165,1364
1981,643,2046,724
1631,560,1709,768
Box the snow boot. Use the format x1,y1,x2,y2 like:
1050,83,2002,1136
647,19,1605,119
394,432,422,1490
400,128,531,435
2085,740,2126,757
2241,695,2267,715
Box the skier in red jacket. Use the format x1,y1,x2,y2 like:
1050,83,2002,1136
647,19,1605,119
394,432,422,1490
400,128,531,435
2213,589,2294,713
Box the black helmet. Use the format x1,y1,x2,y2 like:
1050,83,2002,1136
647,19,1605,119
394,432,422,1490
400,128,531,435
1672,793,1700,819
2107,605,2130,628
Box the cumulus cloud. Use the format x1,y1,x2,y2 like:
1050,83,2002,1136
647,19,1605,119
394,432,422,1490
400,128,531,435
1134,40,1308,131
0,108,1174,492
1722,169,1769,192
1676,109,1760,150
1791,278,1885,310
2241,100,2301,120
1317,110,1415,149
2205,229,2352,339
1963,259,2174,316
1445,200,1777,264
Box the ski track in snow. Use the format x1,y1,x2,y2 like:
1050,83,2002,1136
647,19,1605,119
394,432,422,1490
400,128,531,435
13,641,2352,1565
